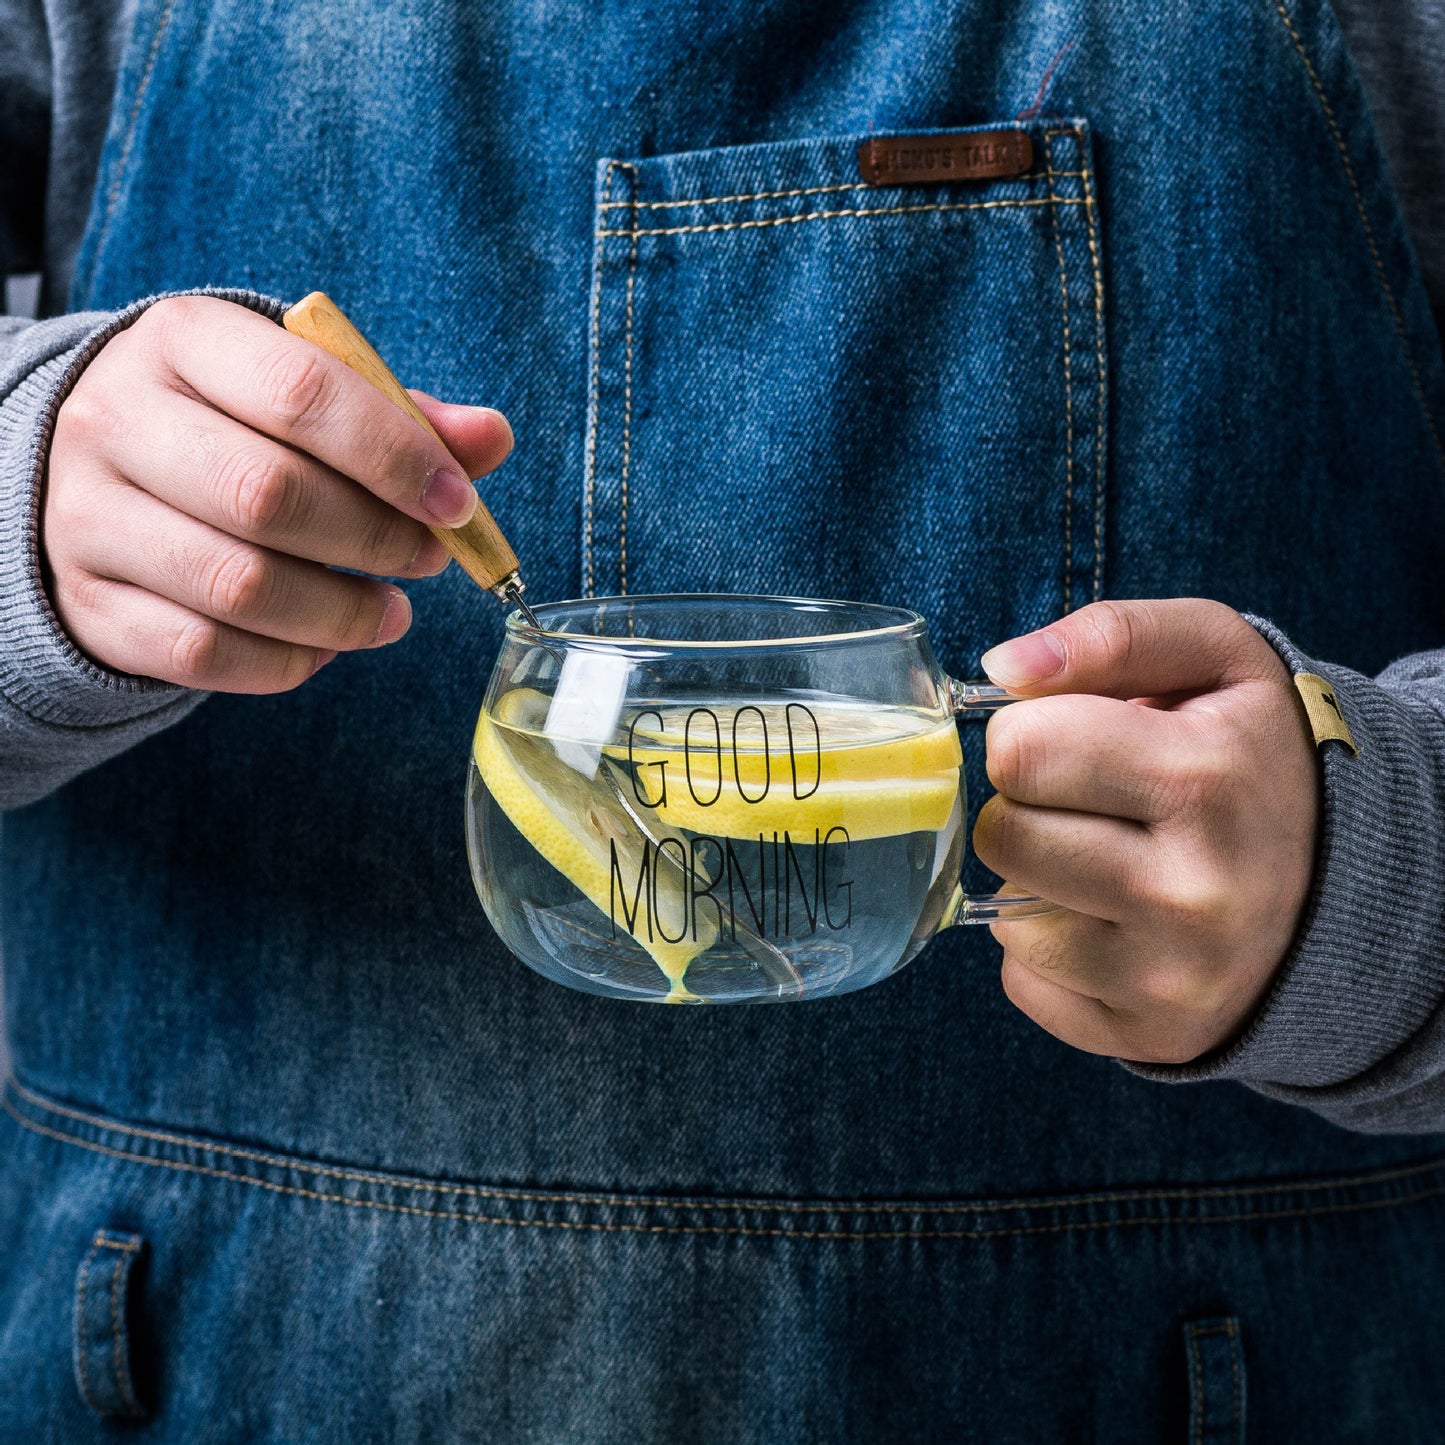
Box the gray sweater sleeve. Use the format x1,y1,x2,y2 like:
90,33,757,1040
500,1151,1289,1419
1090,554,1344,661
1129,620,1445,1133
0,291,285,810
0,0,201,809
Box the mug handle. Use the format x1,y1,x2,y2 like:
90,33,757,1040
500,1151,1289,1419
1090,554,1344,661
941,678,1062,925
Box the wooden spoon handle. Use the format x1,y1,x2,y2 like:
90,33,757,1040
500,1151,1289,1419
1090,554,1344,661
282,291,521,593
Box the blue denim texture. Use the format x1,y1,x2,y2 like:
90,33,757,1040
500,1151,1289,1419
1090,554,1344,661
5,0,1445,1438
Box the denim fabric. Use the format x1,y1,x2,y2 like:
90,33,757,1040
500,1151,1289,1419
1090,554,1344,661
5,0,1445,1438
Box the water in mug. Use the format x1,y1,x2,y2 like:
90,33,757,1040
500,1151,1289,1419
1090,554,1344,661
467,689,966,1001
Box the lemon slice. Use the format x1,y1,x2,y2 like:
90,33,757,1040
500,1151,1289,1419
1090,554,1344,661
473,706,715,1000
650,771,959,840
621,712,962,787
620,715,962,841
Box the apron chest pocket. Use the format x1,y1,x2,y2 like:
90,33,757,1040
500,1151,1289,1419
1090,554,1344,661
582,120,1109,673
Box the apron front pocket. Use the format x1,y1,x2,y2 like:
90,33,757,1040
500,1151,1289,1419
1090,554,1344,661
582,121,1109,670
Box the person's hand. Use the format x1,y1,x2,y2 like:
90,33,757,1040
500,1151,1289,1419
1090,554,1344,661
42,295,514,692
973,598,1320,1065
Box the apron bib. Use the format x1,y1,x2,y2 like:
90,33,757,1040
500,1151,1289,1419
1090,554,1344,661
6,0,1445,1437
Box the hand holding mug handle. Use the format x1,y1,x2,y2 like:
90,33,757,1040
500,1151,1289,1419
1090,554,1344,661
967,599,1320,1065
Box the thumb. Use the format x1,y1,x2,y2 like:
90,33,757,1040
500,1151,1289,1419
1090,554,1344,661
979,599,1265,699
408,389,515,481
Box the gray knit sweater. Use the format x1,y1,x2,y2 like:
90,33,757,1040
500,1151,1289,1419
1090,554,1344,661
6,0,1445,1132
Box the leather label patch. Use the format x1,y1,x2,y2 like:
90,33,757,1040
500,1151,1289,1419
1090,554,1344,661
1294,673,1359,755
856,130,1033,186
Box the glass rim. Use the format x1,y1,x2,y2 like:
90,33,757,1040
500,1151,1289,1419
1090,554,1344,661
503,593,927,650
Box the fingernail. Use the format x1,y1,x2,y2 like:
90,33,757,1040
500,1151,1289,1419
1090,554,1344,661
372,586,412,646
483,408,515,457
422,468,478,528
310,649,339,676
981,630,1066,688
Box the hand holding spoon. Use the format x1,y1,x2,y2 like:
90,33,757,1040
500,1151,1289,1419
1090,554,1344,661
281,292,541,626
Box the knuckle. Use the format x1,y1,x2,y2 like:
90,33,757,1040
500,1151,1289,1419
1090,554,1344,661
271,646,319,693
133,295,204,359
1002,707,1063,798
257,345,334,428
1134,963,1198,1013
999,956,1074,1040
985,714,1024,793
998,955,1040,1015
1170,869,1235,929
367,421,427,498
218,446,297,536
44,467,99,536
358,507,415,574
169,617,224,685
132,295,185,341
56,378,119,448
1022,930,1070,976
987,710,1054,798
1137,858,1234,927
1177,751,1234,815
328,583,375,649
1137,768,1183,822
63,569,111,619
1158,740,1235,817
207,544,275,621
971,796,1014,870
1131,960,1235,1041
1077,599,1142,667
1200,597,1252,650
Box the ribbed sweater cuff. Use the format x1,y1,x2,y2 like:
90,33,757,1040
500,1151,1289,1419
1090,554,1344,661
0,289,286,728
1129,615,1445,1091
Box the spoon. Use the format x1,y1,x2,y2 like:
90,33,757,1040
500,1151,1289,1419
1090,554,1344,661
281,292,541,626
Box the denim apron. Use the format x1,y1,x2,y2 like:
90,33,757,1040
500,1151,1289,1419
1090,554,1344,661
5,0,1445,1439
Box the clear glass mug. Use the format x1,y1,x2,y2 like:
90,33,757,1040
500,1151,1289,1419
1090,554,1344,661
466,595,1057,1003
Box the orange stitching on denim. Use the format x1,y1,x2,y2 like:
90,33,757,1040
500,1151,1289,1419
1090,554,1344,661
1044,133,1075,615
583,162,618,598
595,174,1085,211
93,1236,139,1253
619,166,639,596
1077,131,1107,601
94,0,179,271
596,196,1073,238
12,1099,1445,1242
10,1078,1445,1217
1273,0,1445,477
75,1249,97,1413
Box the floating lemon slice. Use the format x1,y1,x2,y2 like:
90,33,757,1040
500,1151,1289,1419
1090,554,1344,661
650,770,959,840
620,710,962,786
618,711,962,841
473,704,714,1000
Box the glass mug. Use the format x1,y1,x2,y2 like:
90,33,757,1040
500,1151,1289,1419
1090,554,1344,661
466,595,1057,1003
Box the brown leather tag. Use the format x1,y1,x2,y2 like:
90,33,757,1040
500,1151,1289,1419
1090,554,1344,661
857,130,1033,186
